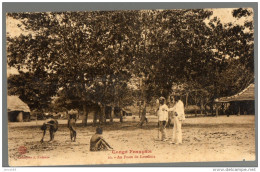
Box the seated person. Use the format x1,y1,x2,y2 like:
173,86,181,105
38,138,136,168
90,127,113,151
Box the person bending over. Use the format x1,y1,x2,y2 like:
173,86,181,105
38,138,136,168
40,116,58,143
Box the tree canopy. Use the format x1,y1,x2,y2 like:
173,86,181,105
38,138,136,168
7,8,254,119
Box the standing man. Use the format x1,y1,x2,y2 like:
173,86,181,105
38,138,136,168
157,97,169,141
171,95,185,144
68,112,77,142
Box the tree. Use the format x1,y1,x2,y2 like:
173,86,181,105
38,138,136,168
203,8,254,101
7,11,140,125
135,9,213,101
7,8,254,121
8,71,58,111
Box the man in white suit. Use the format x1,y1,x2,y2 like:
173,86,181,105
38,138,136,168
170,95,185,144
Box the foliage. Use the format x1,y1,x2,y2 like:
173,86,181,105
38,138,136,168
7,8,254,115
8,71,58,111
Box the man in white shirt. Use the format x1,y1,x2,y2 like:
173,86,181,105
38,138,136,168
157,97,169,141
170,95,185,144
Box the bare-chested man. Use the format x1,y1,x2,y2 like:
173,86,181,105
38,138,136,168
40,116,58,143
68,113,77,142
90,127,113,151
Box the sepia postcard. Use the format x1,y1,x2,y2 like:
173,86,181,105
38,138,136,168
4,3,256,167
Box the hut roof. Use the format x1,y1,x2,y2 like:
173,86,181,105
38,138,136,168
215,83,255,103
7,96,30,113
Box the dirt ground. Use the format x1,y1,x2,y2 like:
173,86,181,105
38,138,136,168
7,115,256,166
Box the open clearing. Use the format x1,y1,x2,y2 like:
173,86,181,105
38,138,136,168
8,115,255,166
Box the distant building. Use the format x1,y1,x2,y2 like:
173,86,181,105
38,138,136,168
215,84,255,116
7,96,31,122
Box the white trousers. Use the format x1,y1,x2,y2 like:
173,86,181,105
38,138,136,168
172,117,182,144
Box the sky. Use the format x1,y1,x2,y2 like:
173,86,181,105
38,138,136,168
209,8,253,25
6,8,253,37
6,8,254,76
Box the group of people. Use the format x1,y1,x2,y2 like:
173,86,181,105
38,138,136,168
157,95,185,144
39,95,184,151
40,113,113,151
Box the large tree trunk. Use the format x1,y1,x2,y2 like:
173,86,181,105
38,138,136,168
119,110,123,123
210,104,214,116
185,93,189,107
139,104,147,127
204,103,208,116
103,106,107,124
99,105,106,124
139,104,142,118
110,106,114,123
93,111,98,126
82,104,88,126
200,100,204,116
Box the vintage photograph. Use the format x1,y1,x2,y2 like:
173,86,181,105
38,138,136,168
6,7,255,166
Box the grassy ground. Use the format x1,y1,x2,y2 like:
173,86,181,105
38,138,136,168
8,115,255,166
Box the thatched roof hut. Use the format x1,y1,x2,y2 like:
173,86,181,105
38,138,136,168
8,96,30,122
215,84,255,116
215,84,254,103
